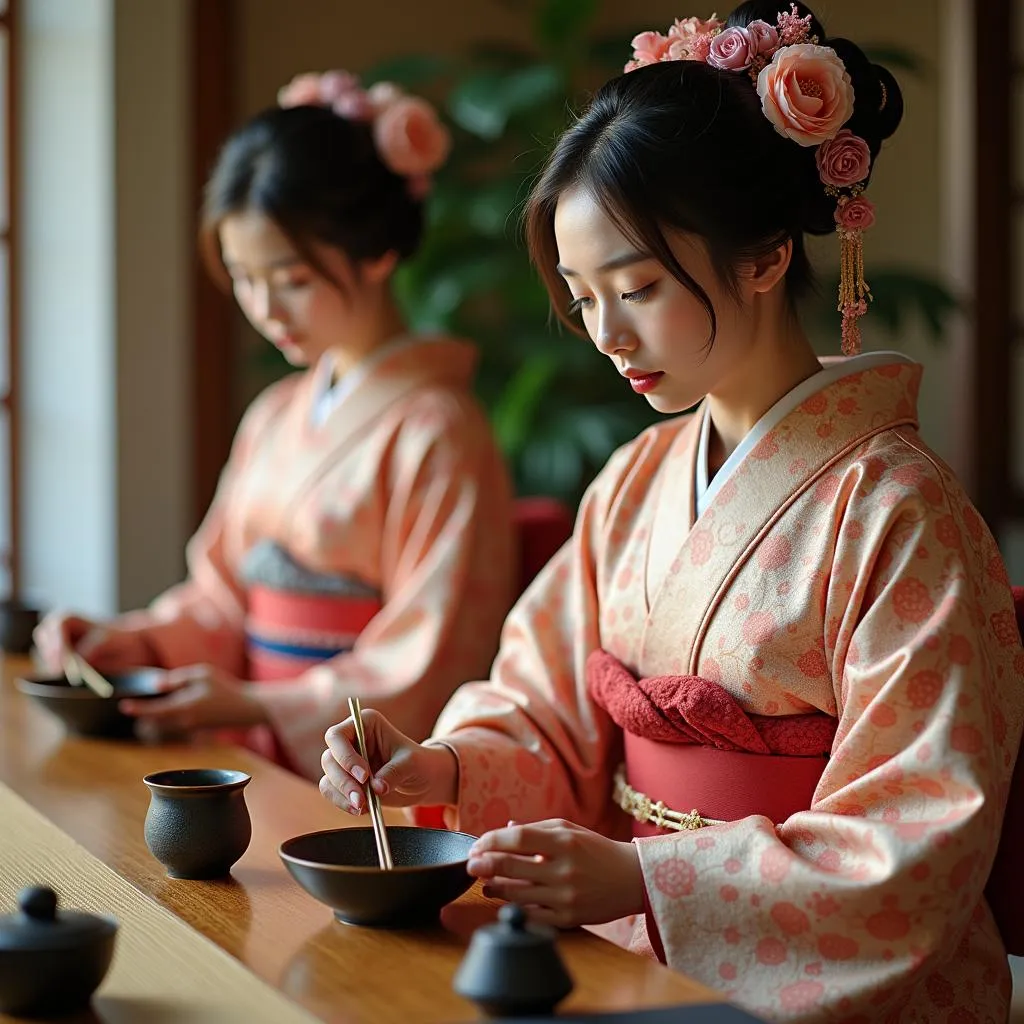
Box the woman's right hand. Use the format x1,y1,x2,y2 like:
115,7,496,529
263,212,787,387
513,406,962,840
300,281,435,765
320,709,458,814
33,613,157,675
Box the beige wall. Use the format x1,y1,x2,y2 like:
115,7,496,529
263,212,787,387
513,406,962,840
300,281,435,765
113,0,191,610
232,0,950,453
19,0,192,615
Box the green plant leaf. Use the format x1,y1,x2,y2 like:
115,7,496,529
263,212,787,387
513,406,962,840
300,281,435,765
448,65,563,139
465,178,530,238
586,30,645,72
810,267,959,342
469,41,539,69
362,54,451,88
535,0,601,51
491,352,562,454
520,432,586,502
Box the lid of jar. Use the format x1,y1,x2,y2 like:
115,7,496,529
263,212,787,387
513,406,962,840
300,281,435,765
0,886,117,952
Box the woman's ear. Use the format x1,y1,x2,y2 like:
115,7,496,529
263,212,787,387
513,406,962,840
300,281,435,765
740,238,792,297
360,250,399,285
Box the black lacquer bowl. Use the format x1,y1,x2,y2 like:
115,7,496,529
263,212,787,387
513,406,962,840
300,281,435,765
279,826,477,928
16,670,163,738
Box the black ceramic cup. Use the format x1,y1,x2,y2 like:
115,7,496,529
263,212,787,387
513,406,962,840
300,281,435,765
143,768,252,880
0,600,40,655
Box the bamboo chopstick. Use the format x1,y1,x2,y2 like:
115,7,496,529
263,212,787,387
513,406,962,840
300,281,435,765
347,696,394,870
63,653,115,699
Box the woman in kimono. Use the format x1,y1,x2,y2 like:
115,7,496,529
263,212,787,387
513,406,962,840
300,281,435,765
33,72,515,780
320,3,1024,1021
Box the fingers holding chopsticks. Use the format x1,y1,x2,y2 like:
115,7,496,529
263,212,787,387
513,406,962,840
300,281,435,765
347,697,393,870
321,705,460,813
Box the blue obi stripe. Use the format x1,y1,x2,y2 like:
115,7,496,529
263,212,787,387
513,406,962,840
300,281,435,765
246,635,353,660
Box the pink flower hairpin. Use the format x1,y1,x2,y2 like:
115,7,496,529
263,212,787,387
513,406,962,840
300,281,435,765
624,4,880,354
277,70,451,200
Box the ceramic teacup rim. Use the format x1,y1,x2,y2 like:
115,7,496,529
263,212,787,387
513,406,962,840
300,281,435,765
143,768,251,794
279,826,477,875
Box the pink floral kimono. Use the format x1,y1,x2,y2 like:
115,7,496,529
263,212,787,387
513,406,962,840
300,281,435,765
121,335,516,779
414,353,1024,1023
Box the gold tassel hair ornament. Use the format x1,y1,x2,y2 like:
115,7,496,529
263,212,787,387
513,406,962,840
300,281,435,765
834,192,875,356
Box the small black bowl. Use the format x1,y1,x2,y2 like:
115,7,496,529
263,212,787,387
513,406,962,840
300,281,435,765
15,670,164,738
0,600,41,654
279,826,477,928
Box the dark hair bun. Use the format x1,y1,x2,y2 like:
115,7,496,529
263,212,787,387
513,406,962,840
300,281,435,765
827,38,904,150
203,104,425,267
727,1,904,237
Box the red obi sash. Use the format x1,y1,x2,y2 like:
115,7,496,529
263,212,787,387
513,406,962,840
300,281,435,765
213,539,384,771
224,585,380,772
587,650,835,838
587,648,1024,957
245,585,381,681
622,737,828,837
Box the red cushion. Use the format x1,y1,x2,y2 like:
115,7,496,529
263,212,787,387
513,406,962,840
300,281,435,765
984,587,1024,953
513,497,574,596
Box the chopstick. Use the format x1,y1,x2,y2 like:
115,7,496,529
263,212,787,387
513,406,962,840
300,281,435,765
63,653,114,699
347,696,394,870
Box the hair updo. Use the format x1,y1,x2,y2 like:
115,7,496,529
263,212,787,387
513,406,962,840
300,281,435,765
201,104,425,286
525,0,904,340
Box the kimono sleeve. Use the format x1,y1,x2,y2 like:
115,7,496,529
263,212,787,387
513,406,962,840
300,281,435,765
254,392,516,780
116,379,296,674
631,476,1024,1021
406,439,652,839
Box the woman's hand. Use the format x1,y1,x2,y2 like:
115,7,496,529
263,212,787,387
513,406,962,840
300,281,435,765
320,709,458,813
34,613,158,674
467,819,645,928
120,663,268,741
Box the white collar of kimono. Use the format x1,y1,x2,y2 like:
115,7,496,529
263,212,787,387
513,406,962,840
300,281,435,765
695,350,916,518
310,334,425,428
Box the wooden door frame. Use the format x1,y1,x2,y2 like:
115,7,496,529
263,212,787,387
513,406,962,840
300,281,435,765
189,0,237,530
968,0,1014,536
4,0,20,597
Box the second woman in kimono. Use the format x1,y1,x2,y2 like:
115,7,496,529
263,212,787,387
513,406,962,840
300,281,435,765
320,3,1024,1021
34,71,516,780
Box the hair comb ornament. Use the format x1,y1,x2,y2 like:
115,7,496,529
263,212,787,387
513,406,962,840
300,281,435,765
625,5,876,354
277,71,451,201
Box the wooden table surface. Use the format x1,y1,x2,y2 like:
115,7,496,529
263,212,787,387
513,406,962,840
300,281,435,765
0,655,720,1022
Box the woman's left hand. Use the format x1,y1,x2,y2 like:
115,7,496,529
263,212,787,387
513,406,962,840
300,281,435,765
120,664,268,740
467,819,645,928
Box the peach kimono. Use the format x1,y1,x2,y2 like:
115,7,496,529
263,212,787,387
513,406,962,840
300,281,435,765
415,353,1024,1023
120,336,515,779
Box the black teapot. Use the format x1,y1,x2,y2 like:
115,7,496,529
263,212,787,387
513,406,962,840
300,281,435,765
453,903,574,1017
0,885,117,1017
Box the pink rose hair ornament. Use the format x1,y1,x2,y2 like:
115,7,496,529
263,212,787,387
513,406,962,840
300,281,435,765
625,5,885,354
277,71,451,201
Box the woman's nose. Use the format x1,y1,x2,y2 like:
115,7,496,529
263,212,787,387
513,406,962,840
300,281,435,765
250,280,272,321
250,281,287,327
593,313,638,357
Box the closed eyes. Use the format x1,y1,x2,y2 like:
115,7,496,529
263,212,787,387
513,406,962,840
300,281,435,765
567,284,653,316
622,284,653,303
